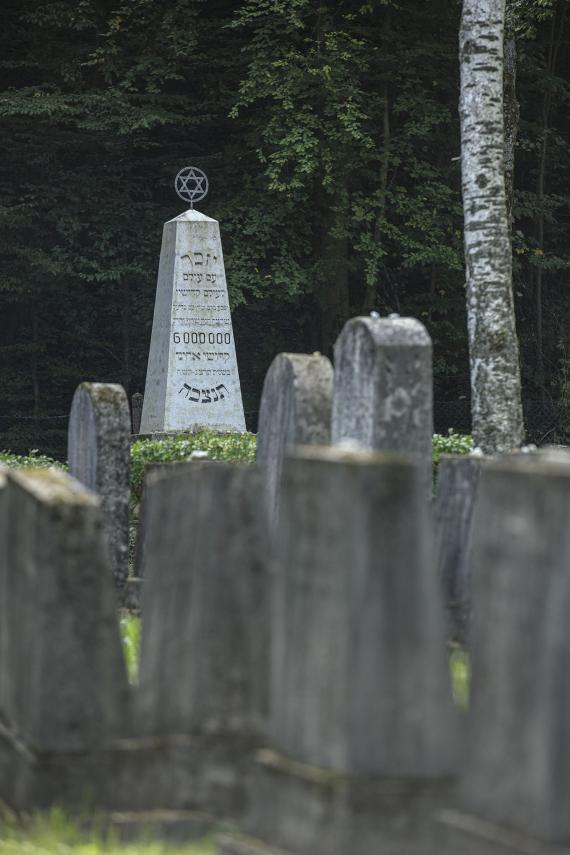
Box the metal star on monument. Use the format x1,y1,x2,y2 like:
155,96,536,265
175,166,209,208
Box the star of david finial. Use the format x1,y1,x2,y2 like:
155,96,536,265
175,166,209,208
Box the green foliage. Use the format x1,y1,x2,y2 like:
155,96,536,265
0,803,214,855
119,613,141,684
0,450,64,470
0,0,568,449
450,649,470,709
130,431,257,500
508,0,557,39
431,430,474,470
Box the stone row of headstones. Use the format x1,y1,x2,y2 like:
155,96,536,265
257,314,434,530
66,312,435,611
66,317,473,646
1,446,570,853
63,312,496,655
219,449,570,855
0,454,270,821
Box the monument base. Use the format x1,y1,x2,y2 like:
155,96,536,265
219,749,453,855
438,809,570,855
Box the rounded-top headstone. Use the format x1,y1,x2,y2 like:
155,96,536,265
332,315,433,498
68,382,131,591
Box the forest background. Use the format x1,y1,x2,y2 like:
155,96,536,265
0,0,568,457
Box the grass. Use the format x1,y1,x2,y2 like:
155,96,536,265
450,648,470,708
119,613,142,684
0,806,215,855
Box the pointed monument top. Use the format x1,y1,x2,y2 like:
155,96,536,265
168,209,217,224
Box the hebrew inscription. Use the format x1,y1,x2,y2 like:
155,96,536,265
140,209,246,433
179,383,230,403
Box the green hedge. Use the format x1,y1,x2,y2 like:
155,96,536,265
3,429,472,501
431,430,473,467
0,449,65,470
130,432,257,501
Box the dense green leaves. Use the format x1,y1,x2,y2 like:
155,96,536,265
0,0,568,453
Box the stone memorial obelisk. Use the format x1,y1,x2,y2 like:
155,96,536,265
140,167,246,433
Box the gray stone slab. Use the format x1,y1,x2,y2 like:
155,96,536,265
68,382,131,592
271,446,458,777
132,463,175,579
331,315,433,498
131,461,270,813
131,392,144,434
0,468,129,809
140,209,246,433
433,454,482,644
256,353,333,524
459,454,570,843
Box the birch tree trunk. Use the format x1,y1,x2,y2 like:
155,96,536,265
459,0,524,453
503,32,519,227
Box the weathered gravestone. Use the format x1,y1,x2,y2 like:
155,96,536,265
114,461,270,818
68,382,131,592
131,392,144,434
0,468,128,810
140,170,245,433
221,447,458,855
433,454,483,645
440,454,570,854
256,352,333,524
132,463,182,582
332,315,433,499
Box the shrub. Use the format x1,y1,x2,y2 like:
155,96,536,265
130,431,257,501
3,430,472,498
0,449,65,470
432,430,473,471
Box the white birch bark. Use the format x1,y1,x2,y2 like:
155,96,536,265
460,0,524,453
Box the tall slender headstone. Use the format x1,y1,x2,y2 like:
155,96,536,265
0,467,128,810
440,454,570,852
131,392,143,434
256,352,333,525
332,315,433,499
68,382,131,592
222,447,458,855
120,461,270,817
433,454,483,644
140,168,246,434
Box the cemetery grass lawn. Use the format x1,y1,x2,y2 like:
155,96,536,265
0,806,215,855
